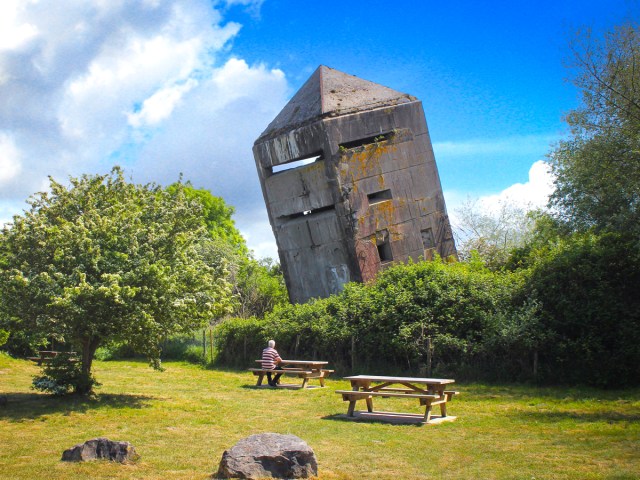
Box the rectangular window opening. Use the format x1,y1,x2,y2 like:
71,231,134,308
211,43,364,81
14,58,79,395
377,241,393,263
339,132,393,151
271,152,323,174
367,189,392,205
279,205,335,221
376,230,393,263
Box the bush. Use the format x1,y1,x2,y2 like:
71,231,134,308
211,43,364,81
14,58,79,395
32,353,98,395
523,232,640,386
213,259,521,377
183,345,205,365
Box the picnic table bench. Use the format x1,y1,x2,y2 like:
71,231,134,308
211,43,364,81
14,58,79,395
27,351,78,366
251,360,334,388
336,375,459,424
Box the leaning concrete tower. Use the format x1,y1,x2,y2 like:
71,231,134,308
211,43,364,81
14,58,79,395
253,66,456,304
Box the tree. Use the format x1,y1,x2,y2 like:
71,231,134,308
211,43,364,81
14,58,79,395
167,183,288,318
233,257,288,318
0,168,232,394
549,23,640,234
453,198,536,269
167,183,247,254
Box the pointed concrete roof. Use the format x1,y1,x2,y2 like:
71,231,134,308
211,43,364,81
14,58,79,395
256,66,416,141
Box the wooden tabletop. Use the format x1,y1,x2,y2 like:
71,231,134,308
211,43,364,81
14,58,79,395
344,375,455,385
254,359,328,366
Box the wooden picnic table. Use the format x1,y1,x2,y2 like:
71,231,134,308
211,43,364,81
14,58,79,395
250,359,334,388
336,375,458,424
27,351,78,366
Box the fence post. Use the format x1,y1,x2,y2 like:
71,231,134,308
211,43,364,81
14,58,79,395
209,328,214,364
202,330,206,362
533,350,538,377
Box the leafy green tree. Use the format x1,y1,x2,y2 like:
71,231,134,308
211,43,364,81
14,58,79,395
0,168,232,394
167,183,247,254
549,23,640,234
454,198,536,269
167,183,288,318
233,257,288,318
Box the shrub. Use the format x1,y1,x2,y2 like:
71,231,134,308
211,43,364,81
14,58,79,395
32,353,98,395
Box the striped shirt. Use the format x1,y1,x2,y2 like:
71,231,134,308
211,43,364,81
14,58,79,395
261,347,282,370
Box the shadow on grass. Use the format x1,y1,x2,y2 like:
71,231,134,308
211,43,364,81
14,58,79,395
460,383,640,402
240,384,312,391
0,392,153,421
321,413,425,427
512,409,640,424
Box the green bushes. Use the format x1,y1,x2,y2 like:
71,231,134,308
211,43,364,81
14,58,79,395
212,238,640,387
213,259,523,378
522,232,640,386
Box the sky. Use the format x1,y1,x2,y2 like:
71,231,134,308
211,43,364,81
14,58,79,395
0,0,636,259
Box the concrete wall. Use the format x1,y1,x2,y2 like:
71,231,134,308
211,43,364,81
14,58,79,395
253,99,456,304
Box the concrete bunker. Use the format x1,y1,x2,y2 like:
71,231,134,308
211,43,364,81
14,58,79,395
253,66,456,304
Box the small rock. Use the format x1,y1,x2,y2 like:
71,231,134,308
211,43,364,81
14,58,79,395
61,437,139,463
216,433,317,479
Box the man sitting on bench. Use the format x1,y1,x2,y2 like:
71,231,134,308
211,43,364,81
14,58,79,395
262,340,283,387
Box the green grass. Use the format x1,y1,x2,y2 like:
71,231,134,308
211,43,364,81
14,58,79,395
1,353,638,479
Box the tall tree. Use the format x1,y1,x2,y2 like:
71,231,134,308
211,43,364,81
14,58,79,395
0,168,232,394
454,198,535,269
167,183,247,254
549,23,640,233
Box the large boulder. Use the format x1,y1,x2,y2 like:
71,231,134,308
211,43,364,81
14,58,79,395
61,437,139,463
216,433,318,479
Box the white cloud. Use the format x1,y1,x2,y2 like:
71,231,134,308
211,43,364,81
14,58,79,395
474,160,555,212
0,1,39,53
445,160,555,234
0,133,22,184
127,79,198,127
0,0,286,259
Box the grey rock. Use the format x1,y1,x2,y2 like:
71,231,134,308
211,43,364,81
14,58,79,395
61,437,139,463
216,433,318,479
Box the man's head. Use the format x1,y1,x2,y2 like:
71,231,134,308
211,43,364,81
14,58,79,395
268,340,275,348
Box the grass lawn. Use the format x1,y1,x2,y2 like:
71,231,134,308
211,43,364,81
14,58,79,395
0,353,638,479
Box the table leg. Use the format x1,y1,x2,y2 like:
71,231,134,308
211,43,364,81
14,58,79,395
347,399,357,416
423,403,433,423
440,400,447,417
365,396,373,412
256,373,265,386
319,374,325,388
301,377,309,389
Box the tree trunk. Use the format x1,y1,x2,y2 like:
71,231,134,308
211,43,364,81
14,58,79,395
78,337,100,395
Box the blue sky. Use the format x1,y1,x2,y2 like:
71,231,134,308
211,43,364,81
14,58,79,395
0,0,635,258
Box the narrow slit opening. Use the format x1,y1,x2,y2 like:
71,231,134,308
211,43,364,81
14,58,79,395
339,132,393,151
367,189,392,205
279,205,335,221
271,152,323,174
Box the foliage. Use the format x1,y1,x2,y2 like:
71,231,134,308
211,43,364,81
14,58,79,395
232,257,289,318
454,198,536,269
549,23,640,234
214,259,523,377
520,231,640,386
31,353,94,395
166,183,247,254
0,329,8,348
0,167,233,394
